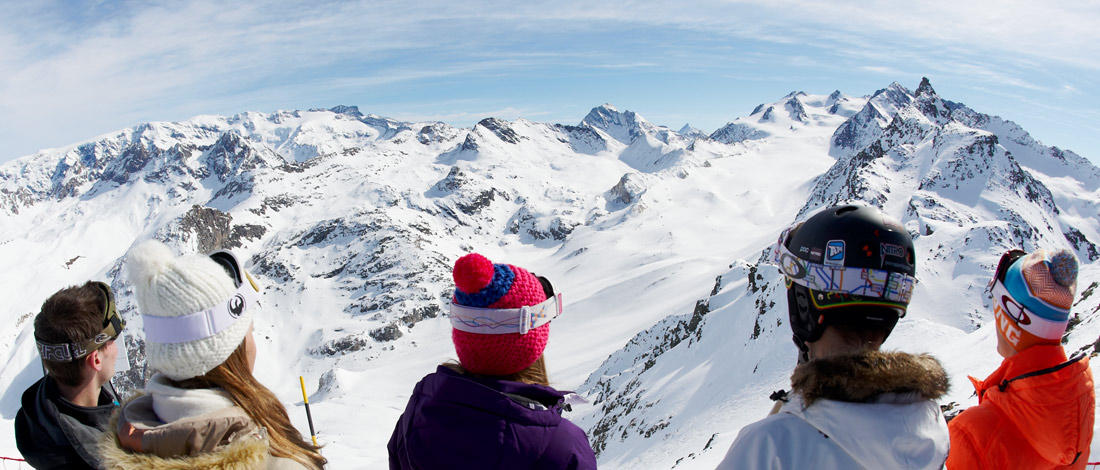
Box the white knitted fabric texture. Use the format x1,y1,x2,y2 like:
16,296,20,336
126,240,254,380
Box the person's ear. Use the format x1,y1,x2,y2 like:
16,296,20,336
87,349,104,372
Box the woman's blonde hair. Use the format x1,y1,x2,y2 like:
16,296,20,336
443,355,549,386
173,341,326,469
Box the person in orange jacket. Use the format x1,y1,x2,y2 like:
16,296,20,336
947,248,1095,469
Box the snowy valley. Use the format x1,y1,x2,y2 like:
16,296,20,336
1,78,1098,468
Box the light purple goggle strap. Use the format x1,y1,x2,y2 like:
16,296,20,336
142,282,261,344
449,293,564,335
562,393,589,406
772,229,916,303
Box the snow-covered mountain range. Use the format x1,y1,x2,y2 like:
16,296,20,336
1,79,1097,468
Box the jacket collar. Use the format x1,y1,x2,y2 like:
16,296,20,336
435,365,569,408
145,373,236,424
969,344,1069,398
791,350,949,405
20,376,116,443
421,366,570,425
100,392,280,469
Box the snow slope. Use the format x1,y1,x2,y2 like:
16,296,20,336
1,80,1097,468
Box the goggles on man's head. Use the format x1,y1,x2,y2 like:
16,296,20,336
772,228,916,308
988,249,1026,290
986,249,1068,342
142,250,261,344
36,282,126,363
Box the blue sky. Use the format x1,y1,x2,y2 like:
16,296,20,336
2,0,1098,163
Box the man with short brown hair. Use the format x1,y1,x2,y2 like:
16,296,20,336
15,281,125,469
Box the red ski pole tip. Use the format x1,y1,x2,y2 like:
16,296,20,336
454,253,495,294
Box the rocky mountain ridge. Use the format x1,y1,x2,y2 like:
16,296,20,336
1,79,1097,468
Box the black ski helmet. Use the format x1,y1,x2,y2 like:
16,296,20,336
773,204,916,351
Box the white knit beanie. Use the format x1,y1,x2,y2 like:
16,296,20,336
126,240,254,380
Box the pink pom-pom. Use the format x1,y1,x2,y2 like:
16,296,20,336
454,253,495,294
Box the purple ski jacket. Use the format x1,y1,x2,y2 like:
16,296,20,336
388,366,597,469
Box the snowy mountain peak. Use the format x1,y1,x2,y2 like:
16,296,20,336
911,77,951,123
831,82,917,157
327,105,363,117
474,117,522,144
872,82,914,109
582,104,654,145
583,103,646,127
677,124,708,139
595,102,618,113
782,97,809,123
915,77,936,98
709,91,852,145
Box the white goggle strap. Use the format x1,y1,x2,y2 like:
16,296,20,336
772,235,915,304
990,280,1067,341
449,293,563,335
142,281,261,344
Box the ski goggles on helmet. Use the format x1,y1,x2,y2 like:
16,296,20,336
36,282,126,362
772,227,916,308
142,250,261,344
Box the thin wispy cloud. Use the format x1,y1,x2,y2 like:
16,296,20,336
860,66,902,76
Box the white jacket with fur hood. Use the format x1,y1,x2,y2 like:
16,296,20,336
717,351,950,470
99,374,310,470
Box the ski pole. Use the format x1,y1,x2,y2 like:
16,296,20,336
299,376,318,447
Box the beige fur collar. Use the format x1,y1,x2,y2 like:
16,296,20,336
791,350,949,406
98,394,271,470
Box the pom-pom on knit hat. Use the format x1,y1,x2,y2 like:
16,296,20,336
126,240,254,380
451,253,551,375
996,248,1078,351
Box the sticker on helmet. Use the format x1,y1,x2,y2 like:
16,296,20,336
824,240,846,267
880,243,906,265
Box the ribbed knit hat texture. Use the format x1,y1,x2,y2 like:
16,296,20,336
998,248,1078,349
451,253,550,375
126,240,254,380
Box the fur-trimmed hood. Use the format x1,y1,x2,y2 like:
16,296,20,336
718,351,950,469
99,393,306,470
791,350,949,405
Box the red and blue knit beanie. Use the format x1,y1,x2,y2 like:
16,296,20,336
451,253,550,375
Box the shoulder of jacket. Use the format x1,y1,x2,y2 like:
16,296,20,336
535,418,597,468
98,429,271,470
751,411,825,436
99,399,275,470
718,414,827,470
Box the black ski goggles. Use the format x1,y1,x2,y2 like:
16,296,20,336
35,282,126,362
988,249,1027,292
